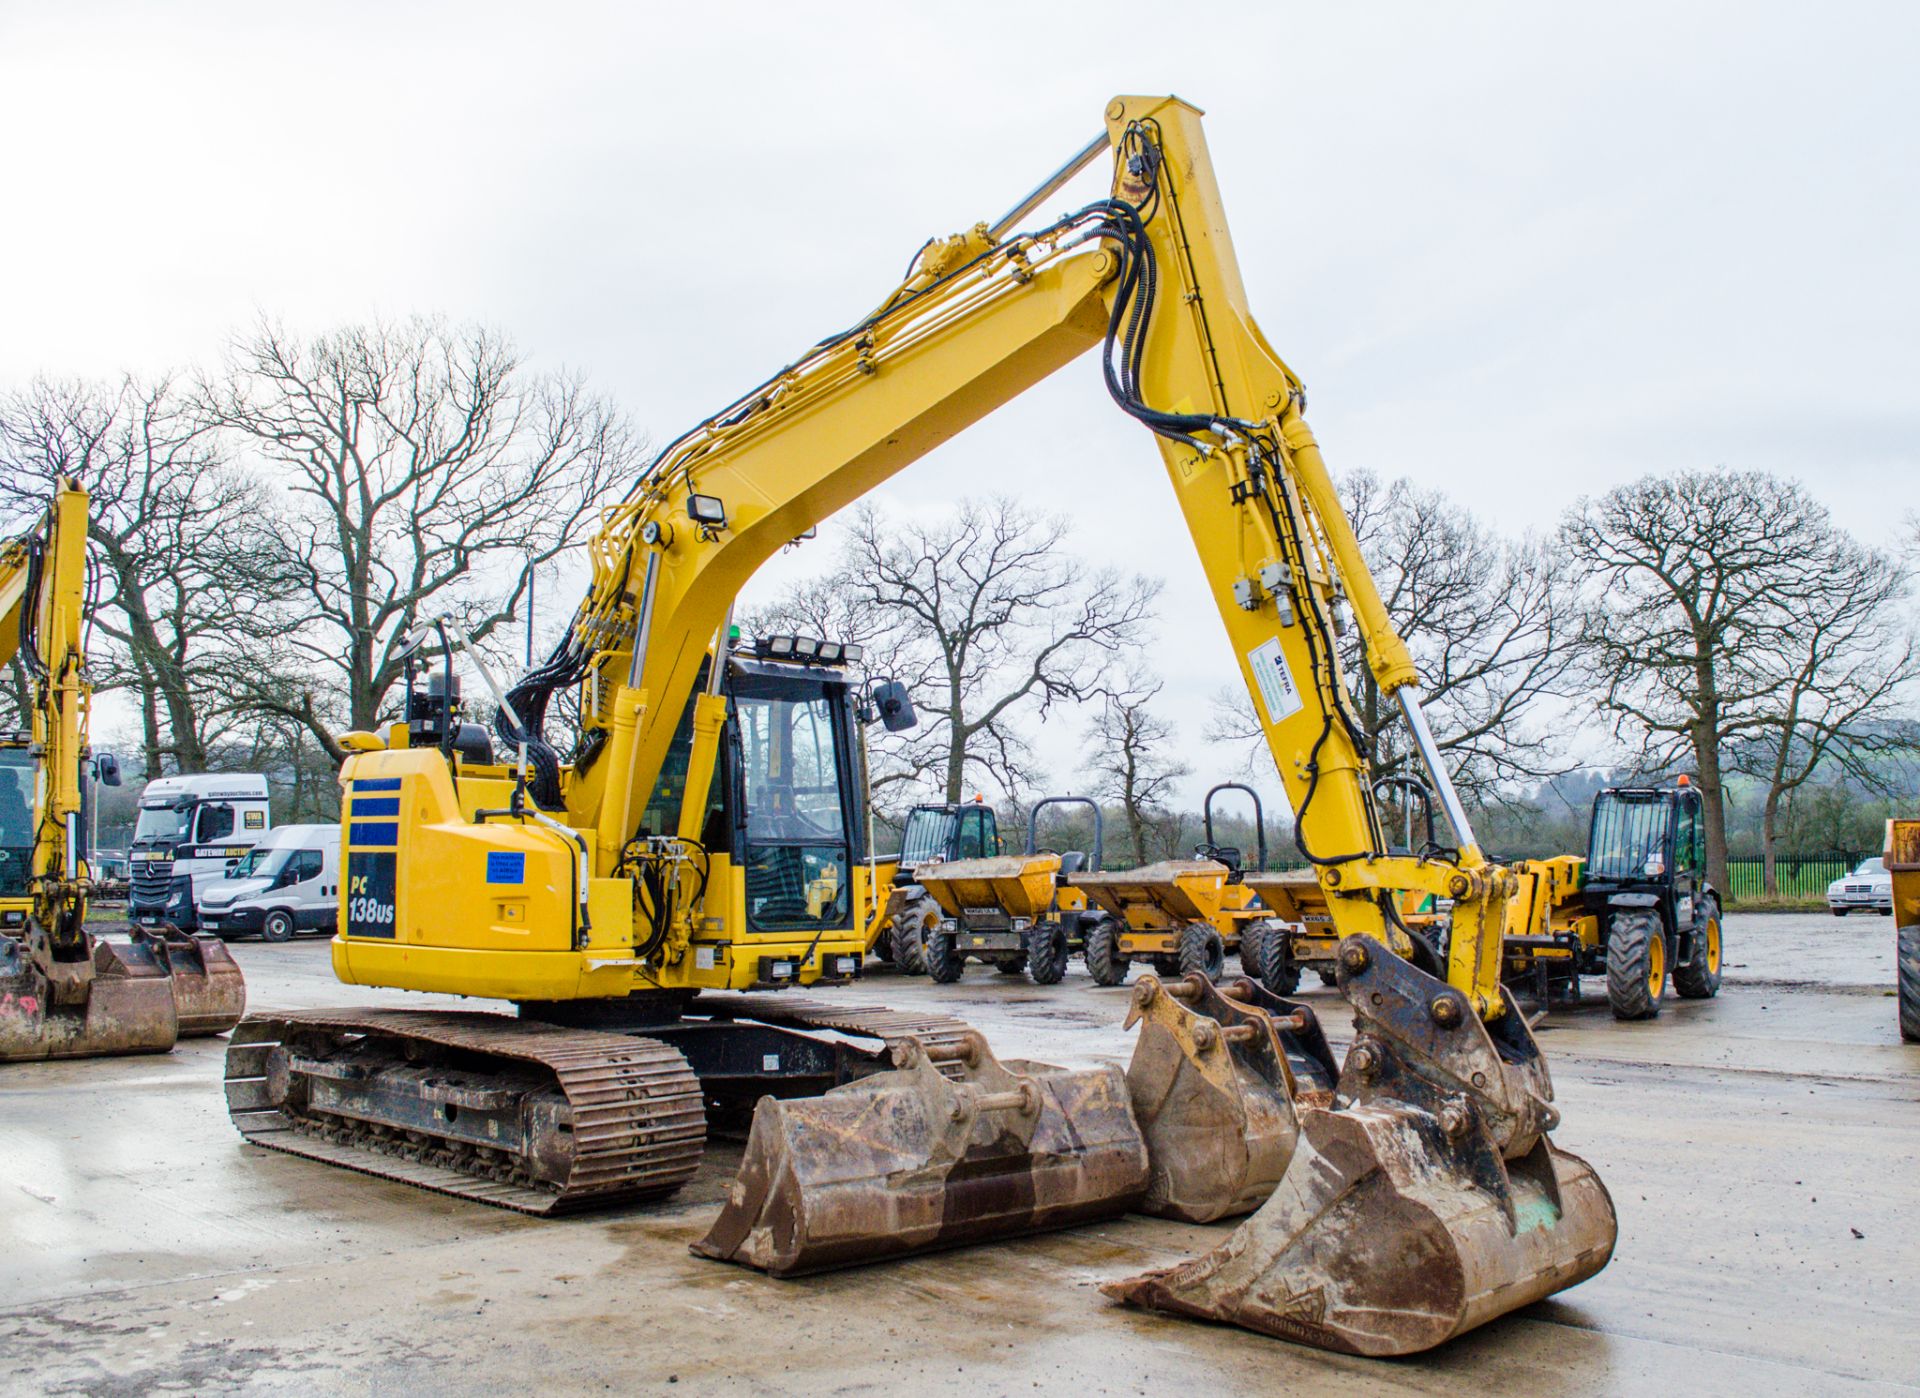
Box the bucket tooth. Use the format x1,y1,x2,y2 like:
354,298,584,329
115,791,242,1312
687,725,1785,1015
1104,936,1618,1356
1121,973,1304,1222
0,934,179,1062
694,1031,1149,1277
139,931,247,1037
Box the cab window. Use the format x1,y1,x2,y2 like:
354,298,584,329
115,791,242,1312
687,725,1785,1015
196,803,235,842
285,849,324,884
956,807,995,858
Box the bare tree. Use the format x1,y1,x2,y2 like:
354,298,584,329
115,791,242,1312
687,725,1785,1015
200,317,641,760
754,498,1158,806
0,376,281,777
1723,536,1918,893
1207,470,1577,808
1561,468,1881,894
1082,671,1189,865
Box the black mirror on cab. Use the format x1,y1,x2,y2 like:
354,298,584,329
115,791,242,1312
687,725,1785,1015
95,752,122,787
870,679,917,733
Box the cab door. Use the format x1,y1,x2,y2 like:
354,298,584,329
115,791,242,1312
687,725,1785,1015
1671,788,1706,926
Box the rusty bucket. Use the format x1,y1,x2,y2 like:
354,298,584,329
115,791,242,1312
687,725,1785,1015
0,934,179,1062
141,932,247,1037
1122,973,1308,1223
1105,936,1617,1356
694,1032,1149,1276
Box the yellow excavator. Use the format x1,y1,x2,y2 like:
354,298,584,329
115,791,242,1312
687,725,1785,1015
223,96,1614,1356
0,478,246,1060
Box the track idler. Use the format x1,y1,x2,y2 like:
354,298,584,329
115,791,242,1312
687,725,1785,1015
1105,935,1617,1356
1121,973,1333,1222
0,931,179,1062
694,1031,1149,1276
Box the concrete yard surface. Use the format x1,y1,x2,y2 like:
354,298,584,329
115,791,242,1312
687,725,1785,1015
2,913,1915,1394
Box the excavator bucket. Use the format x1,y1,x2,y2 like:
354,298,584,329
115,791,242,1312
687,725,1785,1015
694,1031,1148,1276
140,931,247,1037
1120,973,1334,1222
0,934,179,1061
1106,936,1617,1356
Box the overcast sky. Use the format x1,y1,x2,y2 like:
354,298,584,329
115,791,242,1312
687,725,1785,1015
4,2,1915,809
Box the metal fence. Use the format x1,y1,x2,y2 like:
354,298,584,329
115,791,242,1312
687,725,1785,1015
1722,856,1859,902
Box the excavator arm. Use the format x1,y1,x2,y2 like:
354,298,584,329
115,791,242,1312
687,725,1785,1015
0,479,94,947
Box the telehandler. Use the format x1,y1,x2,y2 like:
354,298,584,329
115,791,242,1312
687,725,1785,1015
878,796,1002,974
0,479,246,1061
1501,778,1723,1019
223,96,1614,1357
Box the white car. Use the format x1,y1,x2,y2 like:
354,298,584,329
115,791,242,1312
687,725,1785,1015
1827,856,1893,916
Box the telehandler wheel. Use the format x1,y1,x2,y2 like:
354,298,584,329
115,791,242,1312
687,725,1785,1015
1317,966,1339,987
1606,910,1666,1020
1672,899,1723,999
1239,920,1300,995
1177,924,1227,981
1898,920,1920,1044
1025,923,1070,985
262,910,296,943
994,951,1029,976
1084,917,1131,987
889,894,937,976
924,928,966,984
1150,954,1182,977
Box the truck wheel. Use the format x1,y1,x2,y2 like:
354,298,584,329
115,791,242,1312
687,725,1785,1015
1672,899,1723,999
889,894,936,975
1899,920,1920,1044
1177,924,1227,981
1026,924,1070,985
1240,920,1300,995
1606,910,1666,1020
924,927,965,984
1084,917,1130,987
262,909,297,943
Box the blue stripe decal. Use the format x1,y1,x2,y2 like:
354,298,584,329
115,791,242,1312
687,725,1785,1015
351,797,400,816
349,821,398,848
352,778,403,792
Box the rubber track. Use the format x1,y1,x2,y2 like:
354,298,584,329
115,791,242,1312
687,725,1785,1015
224,1009,706,1215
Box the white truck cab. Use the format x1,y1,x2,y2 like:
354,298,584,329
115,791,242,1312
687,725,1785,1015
129,772,272,931
199,823,341,941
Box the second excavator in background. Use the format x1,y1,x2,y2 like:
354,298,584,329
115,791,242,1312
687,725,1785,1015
0,478,246,1061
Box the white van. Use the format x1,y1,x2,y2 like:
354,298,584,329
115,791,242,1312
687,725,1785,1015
129,772,273,930
198,823,341,942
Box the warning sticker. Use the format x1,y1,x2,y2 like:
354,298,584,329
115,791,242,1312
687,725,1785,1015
1248,638,1304,725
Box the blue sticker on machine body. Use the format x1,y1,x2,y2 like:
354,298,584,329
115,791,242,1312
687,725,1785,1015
486,851,526,884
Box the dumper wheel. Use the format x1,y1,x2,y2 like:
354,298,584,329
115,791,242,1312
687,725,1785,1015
924,927,966,984
1672,899,1723,999
1899,920,1920,1044
1177,924,1227,981
1606,910,1666,1020
1240,920,1299,995
1084,917,1131,987
1026,923,1070,985
890,894,937,976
